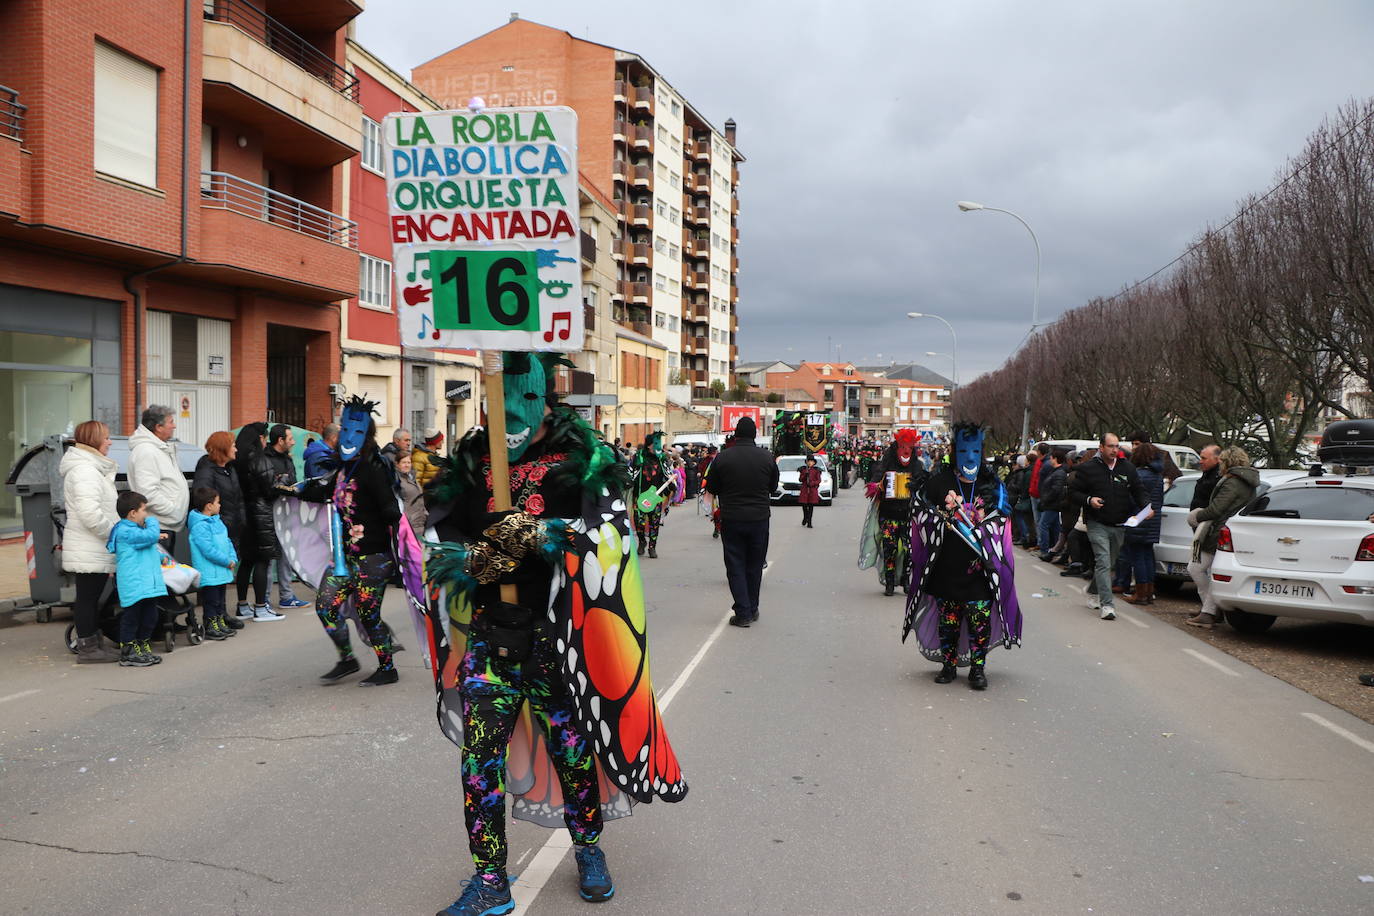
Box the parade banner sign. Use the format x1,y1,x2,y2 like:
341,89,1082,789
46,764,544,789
384,107,581,352
721,404,763,435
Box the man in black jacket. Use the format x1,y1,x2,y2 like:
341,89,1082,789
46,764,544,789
1069,433,1148,620
1190,445,1221,510
705,417,779,628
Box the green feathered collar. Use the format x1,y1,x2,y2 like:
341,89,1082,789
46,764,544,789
429,406,628,504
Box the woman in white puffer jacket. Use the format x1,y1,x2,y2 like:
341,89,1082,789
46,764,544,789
59,420,122,663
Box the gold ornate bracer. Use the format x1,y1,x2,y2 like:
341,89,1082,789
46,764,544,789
482,511,547,559
464,541,519,584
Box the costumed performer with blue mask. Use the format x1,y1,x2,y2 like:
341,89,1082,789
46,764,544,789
308,395,404,686
903,422,1022,690
423,353,687,916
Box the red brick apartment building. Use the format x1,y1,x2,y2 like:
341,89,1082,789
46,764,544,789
0,0,363,533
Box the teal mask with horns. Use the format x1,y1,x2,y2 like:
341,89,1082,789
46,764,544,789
502,352,547,462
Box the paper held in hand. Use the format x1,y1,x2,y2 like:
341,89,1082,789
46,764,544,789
1123,505,1156,528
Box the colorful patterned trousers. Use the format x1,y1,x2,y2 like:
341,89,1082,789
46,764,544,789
938,599,993,668
460,622,601,885
634,505,664,550
879,517,910,585
314,552,396,671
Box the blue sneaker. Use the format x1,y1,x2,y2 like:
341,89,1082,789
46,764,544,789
437,877,513,916
278,596,310,609
574,844,615,902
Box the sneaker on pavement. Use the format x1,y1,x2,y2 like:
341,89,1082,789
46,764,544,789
436,876,513,916
1100,606,1116,620
120,642,154,667
1087,593,1101,610
321,657,361,681
574,843,615,902
278,596,310,608
203,618,230,641
223,612,245,630
139,640,162,663
235,603,255,619
1185,613,1217,629
253,604,286,621
359,666,399,687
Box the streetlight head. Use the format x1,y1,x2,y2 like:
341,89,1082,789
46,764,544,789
906,312,924,318
956,200,984,212
925,351,940,357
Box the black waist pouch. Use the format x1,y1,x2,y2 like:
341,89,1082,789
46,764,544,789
474,601,535,662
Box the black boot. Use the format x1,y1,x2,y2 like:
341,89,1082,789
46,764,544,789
636,539,646,556
321,657,360,681
968,667,988,690
359,666,399,687
934,663,957,684
648,545,657,559
223,613,244,630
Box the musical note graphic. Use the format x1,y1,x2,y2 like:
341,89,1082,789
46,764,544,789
542,311,572,342
406,251,433,283
418,313,441,340
535,248,577,268
539,280,573,298
403,285,431,306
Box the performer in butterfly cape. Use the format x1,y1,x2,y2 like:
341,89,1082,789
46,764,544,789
425,353,687,916
303,395,407,687
864,428,928,596
630,431,674,559
903,422,1022,691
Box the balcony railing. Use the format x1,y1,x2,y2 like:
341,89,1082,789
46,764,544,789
203,0,359,100
201,171,356,247
0,84,26,141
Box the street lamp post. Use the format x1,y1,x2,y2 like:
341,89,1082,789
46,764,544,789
956,201,1041,449
906,312,958,390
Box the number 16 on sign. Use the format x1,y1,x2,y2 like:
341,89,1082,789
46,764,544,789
397,248,582,352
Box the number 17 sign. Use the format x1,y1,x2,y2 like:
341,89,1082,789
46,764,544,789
384,106,582,352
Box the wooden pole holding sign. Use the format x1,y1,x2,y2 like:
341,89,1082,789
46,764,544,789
481,349,520,606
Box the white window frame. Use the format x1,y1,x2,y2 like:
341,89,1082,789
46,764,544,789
94,42,159,189
359,254,393,312
361,116,385,175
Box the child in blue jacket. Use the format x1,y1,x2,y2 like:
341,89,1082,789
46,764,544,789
106,491,167,667
189,486,238,641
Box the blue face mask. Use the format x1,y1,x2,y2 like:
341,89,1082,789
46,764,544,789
337,402,374,463
954,427,984,479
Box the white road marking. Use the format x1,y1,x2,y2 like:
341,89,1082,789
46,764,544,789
0,689,39,706
1031,564,1053,576
1115,609,1150,629
1182,647,1242,677
1301,712,1374,755
512,560,770,914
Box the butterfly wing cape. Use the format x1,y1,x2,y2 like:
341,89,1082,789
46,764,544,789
422,482,686,827
902,486,1023,665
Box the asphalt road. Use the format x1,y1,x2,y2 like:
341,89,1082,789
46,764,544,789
1,489,1372,915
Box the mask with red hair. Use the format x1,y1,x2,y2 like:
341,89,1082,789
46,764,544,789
894,428,919,461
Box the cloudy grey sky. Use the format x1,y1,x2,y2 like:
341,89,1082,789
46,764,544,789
356,1,1374,382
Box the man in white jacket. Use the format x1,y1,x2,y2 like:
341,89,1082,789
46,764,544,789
128,405,189,545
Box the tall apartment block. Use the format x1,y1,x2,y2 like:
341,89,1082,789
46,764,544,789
411,16,743,398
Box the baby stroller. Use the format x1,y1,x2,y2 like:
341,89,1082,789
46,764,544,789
64,546,204,655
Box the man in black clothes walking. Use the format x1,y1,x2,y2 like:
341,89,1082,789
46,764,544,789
705,417,779,628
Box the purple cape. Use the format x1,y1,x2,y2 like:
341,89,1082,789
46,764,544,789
902,506,1023,665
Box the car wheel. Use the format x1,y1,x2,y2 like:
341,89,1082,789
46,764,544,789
1226,608,1276,634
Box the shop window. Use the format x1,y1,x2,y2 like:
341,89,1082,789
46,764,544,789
94,42,158,188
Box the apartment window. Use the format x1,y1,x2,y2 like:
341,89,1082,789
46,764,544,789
668,316,678,331
668,352,678,368
94,42,159,188
655,236,667,254
359,254,393,311
670,207,680,225
671,100,681,116
656,200,667,218
670,172,680,189
362,116,384,174
654,273,667,291
668,279,680,294
668,243,679,260
656,161,669,178
655,311,666,328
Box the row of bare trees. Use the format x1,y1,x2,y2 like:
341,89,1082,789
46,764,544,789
953,99,1374,467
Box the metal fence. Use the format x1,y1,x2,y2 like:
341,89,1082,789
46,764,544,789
200,171,357,247
203,0,359,100
0,84,26,141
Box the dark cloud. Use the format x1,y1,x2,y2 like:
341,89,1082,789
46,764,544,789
357,1,1374,380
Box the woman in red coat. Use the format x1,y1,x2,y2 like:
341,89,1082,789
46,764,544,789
798,454,822,528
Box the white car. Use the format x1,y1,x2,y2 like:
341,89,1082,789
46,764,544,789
1209,472,1374,632
1154,469,1307,587
772,455,833,506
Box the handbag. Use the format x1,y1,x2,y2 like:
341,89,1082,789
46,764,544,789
474,601,535,662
